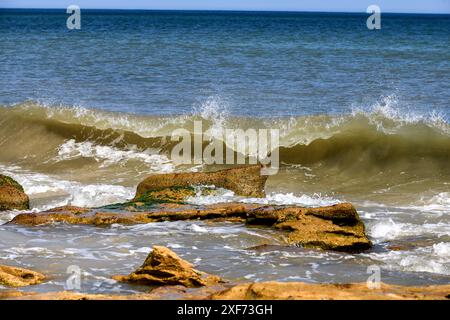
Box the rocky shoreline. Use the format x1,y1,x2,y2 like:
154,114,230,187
1,246,449,300
0,166,449,300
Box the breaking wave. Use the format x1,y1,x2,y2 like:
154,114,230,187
0,99,449,201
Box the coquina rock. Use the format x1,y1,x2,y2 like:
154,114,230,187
246,203,372,252
0,265,45,287
9,203,372,252
113,246,222,287
210,281,450,300
0,174,29,211
4,281,450,300
8,203,256,226
133,165,268,202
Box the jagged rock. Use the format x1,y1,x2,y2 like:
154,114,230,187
134,165,267,202
113,246,222,287
246,203,372,252
0,265,45,287
210,281,450,300
0,174,29,211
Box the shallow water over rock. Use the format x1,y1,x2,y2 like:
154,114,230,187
0,212,448,294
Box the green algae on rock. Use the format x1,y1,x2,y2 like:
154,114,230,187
0,174,29,211
134,165,268,201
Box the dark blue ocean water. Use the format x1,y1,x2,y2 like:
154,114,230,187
0,9,449,118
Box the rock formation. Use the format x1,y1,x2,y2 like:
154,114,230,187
246,203,372,252
0,174,29,211
134,165,268,202
0,265,45,287
9,203,372,252
210,281,450,300
113,246,222,287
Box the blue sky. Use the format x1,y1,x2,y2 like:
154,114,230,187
1,0,449,13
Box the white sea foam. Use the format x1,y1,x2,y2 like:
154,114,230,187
368,244,450,276
186,189,340,207
433,242,450,257
0,164,134,209
242,192,340,207
351,94,449,134
407,192,450,213
55,139,175,172
190,224,209,233
368,219,450,241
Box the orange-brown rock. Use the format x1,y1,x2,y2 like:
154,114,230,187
247,203,372,252
134,165,267,201
8,203,256,226
113,246,222,288
0,174,29,211
0,265,45,287
8,203,371,252
3,282,449,300
210,281,450,300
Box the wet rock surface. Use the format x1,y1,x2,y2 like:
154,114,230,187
247,203,372,252
8,203,372,252
0,265,45,287
210,281,450,300
113,246,222,287
8,203,256,226
3,281,449,300
0,174,29,211
134,165,268,200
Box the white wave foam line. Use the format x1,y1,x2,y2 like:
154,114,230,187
186,190,340,207
0,211,21,225
368,219,450,241
243,192,341,207
351,94,449,134
0,164,134,210
405,192,450,213
54,139,175,172
367,243,450,275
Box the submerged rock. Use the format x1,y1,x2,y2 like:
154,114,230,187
113,246,222,288
247,203,372,252
210,281,450,300
0,174,29,211
0,265,45,287
134,165,268,202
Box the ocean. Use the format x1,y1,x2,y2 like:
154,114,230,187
0,9,449,293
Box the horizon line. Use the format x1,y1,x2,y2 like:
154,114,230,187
1,7,449,15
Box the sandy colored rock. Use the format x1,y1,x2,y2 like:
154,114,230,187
0,174,29,211
113,246,222,288
4,282,449,300
210,281,450,300
0,265,45,287
247,203,372,252
134,165,267,201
